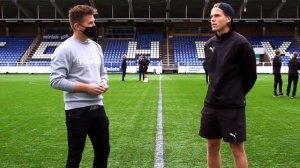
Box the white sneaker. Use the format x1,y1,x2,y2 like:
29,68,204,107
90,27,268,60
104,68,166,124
144,78,148,82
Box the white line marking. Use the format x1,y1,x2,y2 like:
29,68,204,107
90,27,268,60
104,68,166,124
154,75,164,168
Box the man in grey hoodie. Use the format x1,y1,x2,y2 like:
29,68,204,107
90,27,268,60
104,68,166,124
50,5,109,168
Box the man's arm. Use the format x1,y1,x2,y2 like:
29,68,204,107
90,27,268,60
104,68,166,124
239,42,257,95
50,47,76,92
98,45,109,93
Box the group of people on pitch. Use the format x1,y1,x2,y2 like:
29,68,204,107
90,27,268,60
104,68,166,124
50,2,258,168
120,54,150,82
273,50,300,98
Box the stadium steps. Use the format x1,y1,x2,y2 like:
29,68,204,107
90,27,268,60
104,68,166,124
19,36,39,63
162,39,168,65
168,37,175,65
163,38,177,73
24,38,42,62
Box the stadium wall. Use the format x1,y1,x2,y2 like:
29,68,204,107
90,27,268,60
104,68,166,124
0,65,287,74
0,65,163,74
0,26,5,36
237,23,296,36
6,23,38,36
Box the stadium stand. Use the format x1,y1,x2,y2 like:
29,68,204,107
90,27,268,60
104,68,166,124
2,34,300,69
104,33,162,67
247,36,300,65
104,39,130,67
173,36,300,66
28,36,64,66
173,36,209,66
25,33,162,67
0,37,33,62
32,41,61,59
29,47,60,66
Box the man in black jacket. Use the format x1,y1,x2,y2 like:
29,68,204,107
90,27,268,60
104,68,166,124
141,55,150,82
138,54,144,81
273,50,283,96
138,54,150,82
286,52,300,98
199,3,257,168
121,54,127,81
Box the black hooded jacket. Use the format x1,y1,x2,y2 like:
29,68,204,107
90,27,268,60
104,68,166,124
204,30,257,108
272,56,282,74
288,57,300,76
121,59,127,69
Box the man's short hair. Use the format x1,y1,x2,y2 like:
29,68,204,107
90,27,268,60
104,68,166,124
275,50,281,56
68,5,98,29
293,52,298,58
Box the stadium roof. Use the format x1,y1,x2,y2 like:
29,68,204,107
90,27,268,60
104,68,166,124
0,0,299,22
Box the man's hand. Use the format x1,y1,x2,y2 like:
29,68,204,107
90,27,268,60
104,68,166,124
85,83,103,96
99,82,109,93
74,83,104,96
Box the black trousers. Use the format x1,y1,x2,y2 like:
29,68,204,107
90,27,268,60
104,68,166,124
122,68,126,81
65,105,110,168
204,70,208,84
274,74,283,94
139,68,144,81
287,75,299,96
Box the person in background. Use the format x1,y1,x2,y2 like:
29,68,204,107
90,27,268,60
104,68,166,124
121,54,127,81
273,50,283,97
286,52,300,98
138,54,144,81
141,55,150,82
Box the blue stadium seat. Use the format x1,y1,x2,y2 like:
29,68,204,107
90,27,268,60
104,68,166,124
173,36,209,66
104,34,162,66
0,37,33,63
247,36,300,65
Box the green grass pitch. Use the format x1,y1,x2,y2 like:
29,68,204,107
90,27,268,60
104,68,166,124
0,74,299,167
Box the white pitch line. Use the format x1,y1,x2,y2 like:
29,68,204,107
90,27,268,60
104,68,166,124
154,74,164,168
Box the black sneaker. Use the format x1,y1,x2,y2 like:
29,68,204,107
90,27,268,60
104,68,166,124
278,93,284,96
273,94,279,97
286,93,290,97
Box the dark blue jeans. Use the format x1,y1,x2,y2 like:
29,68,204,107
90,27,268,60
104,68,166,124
65,105,110,168
274,73,283,94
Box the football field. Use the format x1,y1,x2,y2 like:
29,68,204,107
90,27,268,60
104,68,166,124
0,74,299,168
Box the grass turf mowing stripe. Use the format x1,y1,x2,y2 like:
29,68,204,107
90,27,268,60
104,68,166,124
0,74,299,167
0,74,159,167
154,75,164,168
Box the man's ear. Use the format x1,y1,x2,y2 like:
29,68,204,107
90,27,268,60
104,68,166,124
227,17,231,23
74,23,80,31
